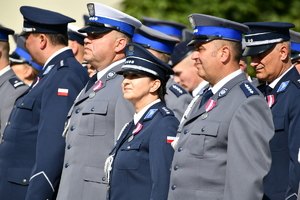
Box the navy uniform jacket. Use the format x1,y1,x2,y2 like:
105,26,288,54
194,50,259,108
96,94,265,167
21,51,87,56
165,79,192,121
0,49,89,200
168,73,274,200
56,61,135,200
109,101,179,200
260,67,300,200
0,68,28,138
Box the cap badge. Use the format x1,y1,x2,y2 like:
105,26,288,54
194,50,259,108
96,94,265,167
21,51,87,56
128,45,134,56
87,3,95,17
188,16,195,29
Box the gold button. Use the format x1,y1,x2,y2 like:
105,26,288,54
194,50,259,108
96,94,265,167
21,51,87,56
23,179,27,183
1,139,4,143
127,146,130,149
6,122,10,126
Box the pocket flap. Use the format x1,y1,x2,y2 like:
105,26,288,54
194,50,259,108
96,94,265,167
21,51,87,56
120,139,143,151
82,101,108,115
16,97,35,110
7,167,32,185
190,121,219,137
83,166,105,183
273,117,284,131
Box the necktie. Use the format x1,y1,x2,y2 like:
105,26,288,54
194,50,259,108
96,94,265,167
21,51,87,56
85,73,98,92
199,89,213,108
264,85,273,96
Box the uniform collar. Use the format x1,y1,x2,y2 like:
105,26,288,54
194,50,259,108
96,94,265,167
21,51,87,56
268,65,294,89
43,47,70,69
192,80,209,97
211,69,243,94
0,65,11,76
97,58,125,80
133,99,161,125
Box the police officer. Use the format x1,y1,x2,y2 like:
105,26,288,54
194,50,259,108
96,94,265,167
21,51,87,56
132,25,192,120
290,30,300,73
170,39,208,97
56,3,141,200
243,21,300,200
107,43,179,200
0,26,28,139
168,14,274,199
0,6,89,200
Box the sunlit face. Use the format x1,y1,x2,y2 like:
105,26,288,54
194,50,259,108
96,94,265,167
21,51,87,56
173,54,203,92
191,41,221,85
122,72,157,105
24,33,42,66
83,31,117,71
11,64,29,82
250,44,284,83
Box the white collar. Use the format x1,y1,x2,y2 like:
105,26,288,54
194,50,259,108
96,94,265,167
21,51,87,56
192,80,209,97
211,69,243,95
268,65,294,89
133,99,161,125
43,47,70,69
0,65,11,76
97,58,125,80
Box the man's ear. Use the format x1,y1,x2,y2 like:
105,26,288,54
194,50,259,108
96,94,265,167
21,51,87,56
114,37,127,53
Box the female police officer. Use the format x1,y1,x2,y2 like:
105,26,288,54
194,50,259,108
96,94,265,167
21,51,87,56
105,43,179,200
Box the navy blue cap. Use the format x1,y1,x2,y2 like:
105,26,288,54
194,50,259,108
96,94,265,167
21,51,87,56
116,43,174,82
68,24,86,45
83,15,89,26
187,14,249,46
182,29,193,41
169,40,194,67
290,30,300,61
0,26,14,42
142,16,187,39
20,6,75,36
133,25,180,55
79,3,141,37
10,35,42,70
243,22,295,56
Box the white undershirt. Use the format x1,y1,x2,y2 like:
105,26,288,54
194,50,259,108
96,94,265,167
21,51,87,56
133,99,161,125
211,69,243,94
97,58,125,80
43,47,70,69
268,65,294,89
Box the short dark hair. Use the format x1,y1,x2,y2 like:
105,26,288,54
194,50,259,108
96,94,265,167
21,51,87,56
33,32,68,46
149,75,168,102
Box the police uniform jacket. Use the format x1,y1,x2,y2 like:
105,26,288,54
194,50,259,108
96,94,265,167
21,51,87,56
0,68,28,138
165,79,192,121
0,49,89,200
259,67,300,200
168,73,274,200
109,101,179,200
56,61,135,200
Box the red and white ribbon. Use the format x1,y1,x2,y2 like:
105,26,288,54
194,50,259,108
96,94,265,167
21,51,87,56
132,123,143,135
93,80,103,91
205,99,217,112
266,95,275,108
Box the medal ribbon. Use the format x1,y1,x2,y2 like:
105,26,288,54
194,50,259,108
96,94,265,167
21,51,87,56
205,99,217,112
266,95,275,108
93,80,103,92
32,77,40,88
132,123,143,135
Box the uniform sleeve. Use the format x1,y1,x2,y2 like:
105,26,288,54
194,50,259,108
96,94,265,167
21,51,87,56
25,67,87,200
224,96,274,200
149,116,179,200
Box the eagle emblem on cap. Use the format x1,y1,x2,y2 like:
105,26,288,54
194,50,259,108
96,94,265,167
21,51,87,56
87,3,95,17
128,45,134,56
188,16,195,29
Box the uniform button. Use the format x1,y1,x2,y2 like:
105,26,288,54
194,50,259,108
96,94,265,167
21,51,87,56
13,105,16,109
91,107,95,111
67,144,71,149
174,165,179,170
70,126,75,131
1,139,4,143
6,122,10,126
23,179,27,183
127,146,131,149
75,109,80,114
102,177,106,181
201,127,205,132
21,103,24,106
178,147,183,152
65,163,69,168
183,129,188,134
171,185,176,190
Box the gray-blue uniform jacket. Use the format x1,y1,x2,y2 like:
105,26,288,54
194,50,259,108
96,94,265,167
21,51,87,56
108,101,179,200
0,49,89,200
168,73,274,200
56,61,135,200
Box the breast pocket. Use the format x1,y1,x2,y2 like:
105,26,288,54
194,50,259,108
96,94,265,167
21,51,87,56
188,121,219,158
79,101,108,136
270,117,288,151
7,167,32,186
115,139,143,170
11,97,36,130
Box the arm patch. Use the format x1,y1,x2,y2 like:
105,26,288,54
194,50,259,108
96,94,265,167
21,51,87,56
239,82,259,97
169,84,188,97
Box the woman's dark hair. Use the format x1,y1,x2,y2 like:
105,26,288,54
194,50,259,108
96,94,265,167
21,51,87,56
149,75,169,102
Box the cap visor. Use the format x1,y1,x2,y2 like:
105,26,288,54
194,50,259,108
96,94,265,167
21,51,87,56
19,31,28,36
116,68,155,77
243,44,276,57
78,25,113,34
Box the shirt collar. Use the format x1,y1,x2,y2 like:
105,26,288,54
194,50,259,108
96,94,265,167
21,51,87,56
43,47,70,69
268,65,294,89
192,80,209,97
0,65,11,76
211,69,243,94
97,58,125,80
133,99,161,125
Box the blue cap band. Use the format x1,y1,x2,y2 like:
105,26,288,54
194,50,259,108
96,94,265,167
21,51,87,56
194,26,242,41
133,34,175,54
148,25,182,38
89,16,135,36
14,47,43,70
0,32,8,41
291,42,300,52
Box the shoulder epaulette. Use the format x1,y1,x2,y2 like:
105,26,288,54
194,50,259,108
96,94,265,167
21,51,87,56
9,77,26,89
58,59,68,69
239,82,259,97
292,77,300,89
169,83,188,97
158,106,175,117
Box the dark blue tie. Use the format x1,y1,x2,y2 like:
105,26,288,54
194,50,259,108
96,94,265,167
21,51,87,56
85,73,98,92
199,89,213,108
264,85,273,96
